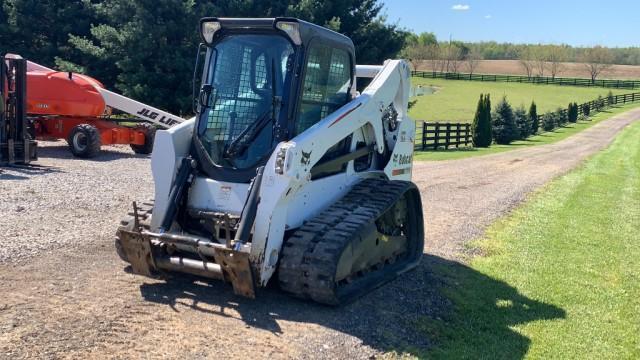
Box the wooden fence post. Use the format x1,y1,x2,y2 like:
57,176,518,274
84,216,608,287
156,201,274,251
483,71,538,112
445,123,451,149
421,122,426,150
434,122,440,150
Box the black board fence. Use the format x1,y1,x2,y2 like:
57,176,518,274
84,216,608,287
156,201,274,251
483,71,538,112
416,91,640,151
417,122,472,150
538,92,640,122
411,70,640,90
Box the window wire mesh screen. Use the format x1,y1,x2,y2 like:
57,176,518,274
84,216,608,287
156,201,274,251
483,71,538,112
206,43,266,141
296,44,351,135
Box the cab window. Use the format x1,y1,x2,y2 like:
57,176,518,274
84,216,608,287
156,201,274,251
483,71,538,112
295,43,351,136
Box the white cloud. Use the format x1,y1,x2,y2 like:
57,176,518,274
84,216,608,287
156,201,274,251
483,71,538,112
452,4,470,11
484,15,492,19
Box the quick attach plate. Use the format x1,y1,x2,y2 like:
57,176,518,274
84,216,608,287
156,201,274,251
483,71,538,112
118,229,156,277
212,248,256,299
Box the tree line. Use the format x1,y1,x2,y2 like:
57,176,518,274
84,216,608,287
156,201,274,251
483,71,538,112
403,32,633,82
0,0,406,115
471,91,617,148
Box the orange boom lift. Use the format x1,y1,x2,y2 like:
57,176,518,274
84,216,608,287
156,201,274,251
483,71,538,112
23,57,184,158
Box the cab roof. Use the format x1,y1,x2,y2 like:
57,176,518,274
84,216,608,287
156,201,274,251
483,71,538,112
210,17,355,53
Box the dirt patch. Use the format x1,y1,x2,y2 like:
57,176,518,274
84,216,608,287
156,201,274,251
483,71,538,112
1,108,639,358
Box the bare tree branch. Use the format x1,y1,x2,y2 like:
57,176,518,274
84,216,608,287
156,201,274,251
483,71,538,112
545,45,567,79
465,48,482,75
580,46,614,82
518,48,535,78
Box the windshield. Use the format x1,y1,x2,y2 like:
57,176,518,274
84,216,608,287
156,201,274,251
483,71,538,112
196,34,294,170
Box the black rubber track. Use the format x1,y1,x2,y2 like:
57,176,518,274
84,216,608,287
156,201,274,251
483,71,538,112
115,200,154,262
278,178,424,305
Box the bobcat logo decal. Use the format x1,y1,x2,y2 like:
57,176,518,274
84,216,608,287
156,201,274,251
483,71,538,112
301,150,312,166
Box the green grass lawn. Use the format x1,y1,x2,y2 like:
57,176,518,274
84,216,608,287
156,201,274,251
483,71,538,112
409,77,628,122
414,103,640,161
417,121,640,359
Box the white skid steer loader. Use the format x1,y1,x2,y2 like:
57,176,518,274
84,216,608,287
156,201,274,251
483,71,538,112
116,17,424,305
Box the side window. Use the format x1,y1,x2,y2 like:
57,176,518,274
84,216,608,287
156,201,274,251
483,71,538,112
295,43,351,136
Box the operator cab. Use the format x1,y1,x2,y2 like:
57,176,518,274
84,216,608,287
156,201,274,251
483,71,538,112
193,18,356,182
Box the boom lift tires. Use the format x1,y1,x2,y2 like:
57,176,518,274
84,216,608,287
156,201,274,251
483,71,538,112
129,123,156,155
67,124,101,158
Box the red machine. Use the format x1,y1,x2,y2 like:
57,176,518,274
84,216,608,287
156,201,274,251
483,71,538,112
23,58,184,158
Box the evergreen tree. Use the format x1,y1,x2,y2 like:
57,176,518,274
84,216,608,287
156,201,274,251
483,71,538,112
568,103,578,123
542,113,556,131
607,90,615,106
514,105,530,139
529,101,539,135
472,94,492,147
0,0,97,69
63,0,407,114
492,96,519,144
555,107,567,126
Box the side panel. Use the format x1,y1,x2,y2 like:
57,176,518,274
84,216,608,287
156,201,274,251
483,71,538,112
150,118,195,230
284,172,357,229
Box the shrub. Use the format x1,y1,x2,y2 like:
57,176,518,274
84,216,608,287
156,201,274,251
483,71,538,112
514,105,530,139
472,94,492,147
595,95,604,111
607,90,615,106
568,102,579,123
582,103,591,117
542,113,556,131
555,107,567,126
492,96,519,144
529,101,539,135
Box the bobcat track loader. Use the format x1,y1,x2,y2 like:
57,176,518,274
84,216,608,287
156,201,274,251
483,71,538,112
116,17,424,305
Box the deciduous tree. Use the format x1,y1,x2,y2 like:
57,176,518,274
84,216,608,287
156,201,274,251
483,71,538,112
580,46,614,82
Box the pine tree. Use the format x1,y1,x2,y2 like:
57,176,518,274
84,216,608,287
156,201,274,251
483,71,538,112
492,96,519,144
542,113,556,131
63,0,408,114
529,101,539,135
472,94,492,147
568,103,578,123
514,105,530,139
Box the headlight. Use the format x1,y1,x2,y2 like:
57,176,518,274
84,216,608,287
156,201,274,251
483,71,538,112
200,19,221,45
276,21,301,45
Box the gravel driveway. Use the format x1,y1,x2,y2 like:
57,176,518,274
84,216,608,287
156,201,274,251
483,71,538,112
1,107,639,359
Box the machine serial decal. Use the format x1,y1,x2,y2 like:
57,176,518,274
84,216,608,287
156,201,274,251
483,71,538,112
328,102,363,128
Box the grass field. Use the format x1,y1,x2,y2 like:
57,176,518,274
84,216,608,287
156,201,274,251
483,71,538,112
417,121,640,359
413,103,640,161
408,77,628,122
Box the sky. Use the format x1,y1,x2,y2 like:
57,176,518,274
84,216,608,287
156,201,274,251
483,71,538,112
382,0,639,47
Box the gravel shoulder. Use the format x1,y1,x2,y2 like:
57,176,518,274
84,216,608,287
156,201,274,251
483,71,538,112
1,107,639,359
